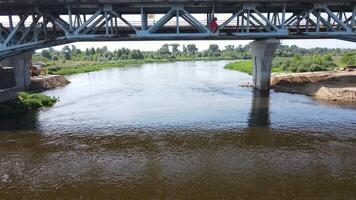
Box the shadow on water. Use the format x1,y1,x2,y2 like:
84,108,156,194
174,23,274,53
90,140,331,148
248,89,270,129
0,111,39,131
243,89,274,146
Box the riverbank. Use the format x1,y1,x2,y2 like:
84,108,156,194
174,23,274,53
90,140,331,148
30,75,70,92
0,92,58,118
225,60,356,102
224,60,283,74
271,71,356,102
46,58,235,75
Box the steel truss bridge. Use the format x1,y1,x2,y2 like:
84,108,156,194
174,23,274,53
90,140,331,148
0,0,355,60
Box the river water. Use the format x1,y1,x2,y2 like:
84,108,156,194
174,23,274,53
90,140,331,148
1,61,356,199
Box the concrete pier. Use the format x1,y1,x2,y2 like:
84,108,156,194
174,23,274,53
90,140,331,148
0,52,32,102
250,39,280,91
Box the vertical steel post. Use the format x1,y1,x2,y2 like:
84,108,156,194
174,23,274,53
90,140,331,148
110,15,114,34
241,12,245,33
141,8,148,30
8,15,13,31
43,16,47,39
236,15,240,32
105,11,109,35
207,13,210,26
115,17,118,34
68,6,73,32
352,6,356,30
282,5,286,29
247,9,250,33
176,10,179,34
32,14,38,42
316,9,320,32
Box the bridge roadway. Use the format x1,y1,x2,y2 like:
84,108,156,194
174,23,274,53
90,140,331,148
0,0,355,92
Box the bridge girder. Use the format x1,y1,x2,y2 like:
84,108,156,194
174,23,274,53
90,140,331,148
0,1,355,60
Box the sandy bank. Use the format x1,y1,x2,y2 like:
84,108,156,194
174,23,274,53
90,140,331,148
30,75,70,92
271,71,356,102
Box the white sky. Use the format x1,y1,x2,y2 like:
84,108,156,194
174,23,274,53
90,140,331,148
46,39,355,52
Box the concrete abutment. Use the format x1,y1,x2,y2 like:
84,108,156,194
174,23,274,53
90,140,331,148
0,52,32,103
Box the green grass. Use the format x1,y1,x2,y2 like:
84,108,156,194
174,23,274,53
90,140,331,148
46,57,236,76
224,60,253,75
47,60,166,75
224,57,335,75
0,92,58,118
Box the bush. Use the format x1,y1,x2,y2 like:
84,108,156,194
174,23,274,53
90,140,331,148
22,99,43,109
18,92,58,109
224,61,253,74
341,53,356,65
272,55,337,72
0,92,58,118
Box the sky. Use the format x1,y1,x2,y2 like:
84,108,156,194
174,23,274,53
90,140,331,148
48,39,356,52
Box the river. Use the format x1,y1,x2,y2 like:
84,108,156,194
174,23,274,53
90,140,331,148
1,61,356,199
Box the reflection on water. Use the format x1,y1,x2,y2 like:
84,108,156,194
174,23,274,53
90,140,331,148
248,89,270,128
0,61,356,199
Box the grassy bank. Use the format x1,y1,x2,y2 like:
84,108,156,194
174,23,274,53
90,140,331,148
225,55,342,74
47,60,162,75
224,60,253,75
0,92,58,118
46,57,235,76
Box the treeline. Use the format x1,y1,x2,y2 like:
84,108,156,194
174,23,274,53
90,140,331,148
35,43,250,62
275,45,354,57
35,43,355,63
34,43,356,75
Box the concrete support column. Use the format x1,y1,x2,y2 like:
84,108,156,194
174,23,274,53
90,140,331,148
0,52,32,91
250,39,280,91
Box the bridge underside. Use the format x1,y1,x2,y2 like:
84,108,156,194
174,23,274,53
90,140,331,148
0,0,354,59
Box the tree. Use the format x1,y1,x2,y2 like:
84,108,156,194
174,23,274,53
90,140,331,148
224,45,235,51
170,44,180,53
187,44,198,54
158,44,170,55
90,47,96,55
182,45,187,53
208,44,220,53
52,55,59,61
129,50,144,59
62,45,71,54
41,49,52,60
63,51,71,60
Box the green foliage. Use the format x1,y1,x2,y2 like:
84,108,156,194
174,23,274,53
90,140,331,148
187,44,198,54
224,61,253,75
225,54,338,75
0,92,58,118
208,44,219,53
340,52,356,65
34,44,354,76
18,92,57,108
272,55,337,72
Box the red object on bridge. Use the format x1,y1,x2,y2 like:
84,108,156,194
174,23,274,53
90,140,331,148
209,17,218,32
